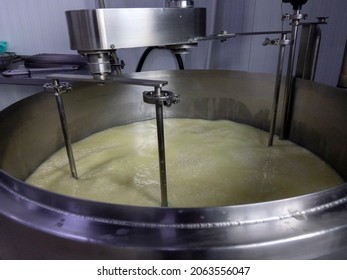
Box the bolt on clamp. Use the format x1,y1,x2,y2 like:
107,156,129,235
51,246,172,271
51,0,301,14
143,90,180,107
43,81,72,96
263,34,292,46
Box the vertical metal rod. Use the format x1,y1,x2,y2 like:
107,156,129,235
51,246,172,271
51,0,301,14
310,25,321,81
98,0,106,8
280,9,300,140
54,81,78,179
155,100,169,207
338,39,347,88
268,35,287,147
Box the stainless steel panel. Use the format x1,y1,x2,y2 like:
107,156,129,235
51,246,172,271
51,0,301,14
66,8,206,51
289,78,347,179
295,24,321,81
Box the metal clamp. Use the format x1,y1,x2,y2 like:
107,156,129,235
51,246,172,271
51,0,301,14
316,17,328,23
292,13,308,20
43,80,72,96
282,13,291,21
143,90,180,107
263,38,280,46
282,13,308,21
263,34,291,46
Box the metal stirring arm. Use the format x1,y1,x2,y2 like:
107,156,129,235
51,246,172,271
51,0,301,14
264,34,291,147
47,73,168,88
143,88,180,207
43,80,78,179
44,73,179,207
280,3,308,140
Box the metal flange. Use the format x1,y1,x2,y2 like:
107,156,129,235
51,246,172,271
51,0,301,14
263,34,291,46
43,81,72,96
282,13,308,21
143,90,180,107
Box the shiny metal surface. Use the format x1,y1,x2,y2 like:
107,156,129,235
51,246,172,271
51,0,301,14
155,102,168,207
47,73,169,87
143,87,180,207
167,0,195,8
296,23,322,81
50,80,79,179
65,8,205,80
1,70,347,259
280,9,303,139
268,34,288,146
65,8,206,51
338,39,347,88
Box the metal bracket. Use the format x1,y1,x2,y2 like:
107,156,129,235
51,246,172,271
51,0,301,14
292,13,308,21
316,17,328,24
143,90,180,107
282,13,308,21
43,80,72,96
282,13,291,21
263,34,291,46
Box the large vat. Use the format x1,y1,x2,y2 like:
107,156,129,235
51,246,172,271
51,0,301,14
0,70,347,259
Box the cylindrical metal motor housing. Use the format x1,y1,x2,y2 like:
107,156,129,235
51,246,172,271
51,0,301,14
65,8,206,51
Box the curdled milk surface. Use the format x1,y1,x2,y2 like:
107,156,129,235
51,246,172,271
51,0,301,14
26,118,344,207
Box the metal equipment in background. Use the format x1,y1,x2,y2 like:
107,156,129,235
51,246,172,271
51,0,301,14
44,73,178,207
278,0,327,140
50,2,206,207
2,0,347,260
58,2,233,207
265,0,327,146
65,5,206,80
264,33,291,147
280,0,309,140
295,17,327,81
46,0,329,207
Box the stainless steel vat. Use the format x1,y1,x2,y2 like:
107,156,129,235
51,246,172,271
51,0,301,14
0,70,347,259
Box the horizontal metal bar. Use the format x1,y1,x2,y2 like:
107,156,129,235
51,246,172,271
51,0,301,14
235,30,292,36
47,73,168,88
3,66,79,77
193,30,292,43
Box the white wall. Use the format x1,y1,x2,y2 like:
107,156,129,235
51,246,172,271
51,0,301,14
0,0,96,54
0,0,346,86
